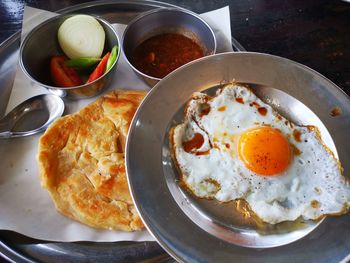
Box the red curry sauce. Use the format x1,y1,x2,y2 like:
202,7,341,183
131,33,204,78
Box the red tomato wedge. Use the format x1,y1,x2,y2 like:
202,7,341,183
50,56,83,87
86,52,110,83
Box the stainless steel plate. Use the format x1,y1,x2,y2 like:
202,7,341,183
126,52,350,262
161,84,333,248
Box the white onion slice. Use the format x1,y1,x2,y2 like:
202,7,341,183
58,15,105,59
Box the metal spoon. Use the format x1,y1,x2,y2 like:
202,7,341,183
0,94,64,138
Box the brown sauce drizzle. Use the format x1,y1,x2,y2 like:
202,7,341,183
236,97,244,104
248,101,267,116
291,144,302,156
330,107,342,117
284,120,294,129
249,102,260,107
293,130,302,142
225,143,230,149
200,103,211,117
195,150,210,156
257,107,267,116
307,125,316,132
183,133,204,153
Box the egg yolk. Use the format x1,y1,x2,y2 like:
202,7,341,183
238,127,292,176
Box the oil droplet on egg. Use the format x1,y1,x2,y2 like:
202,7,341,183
218,106,227,112
311,200,320,208
330,107,342,117
293,130,302,142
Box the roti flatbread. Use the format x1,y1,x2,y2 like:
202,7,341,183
38,90,146,231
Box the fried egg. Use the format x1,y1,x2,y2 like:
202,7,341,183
171,83,350,224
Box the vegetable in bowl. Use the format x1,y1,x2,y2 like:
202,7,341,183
58,15,105,59
20,13,120,99
49,15,118,88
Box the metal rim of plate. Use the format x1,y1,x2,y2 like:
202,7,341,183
0,1,244,262
126,52,350,262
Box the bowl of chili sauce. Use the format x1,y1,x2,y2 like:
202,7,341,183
122,8,216,86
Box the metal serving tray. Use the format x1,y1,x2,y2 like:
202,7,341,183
0,1,244,262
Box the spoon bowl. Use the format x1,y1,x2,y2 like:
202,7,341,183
0,94,64,138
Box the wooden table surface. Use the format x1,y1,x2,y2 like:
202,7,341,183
0,0,349,96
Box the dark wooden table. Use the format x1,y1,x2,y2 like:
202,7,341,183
0,0,349,96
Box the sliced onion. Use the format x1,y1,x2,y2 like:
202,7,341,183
58,15,105,59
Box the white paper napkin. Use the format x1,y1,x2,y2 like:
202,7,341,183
0,5,233,242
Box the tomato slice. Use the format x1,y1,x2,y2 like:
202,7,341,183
86,52,110,83
50,56,83,87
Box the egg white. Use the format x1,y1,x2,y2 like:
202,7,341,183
172,84,350,224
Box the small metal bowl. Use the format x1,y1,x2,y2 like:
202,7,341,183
20,14,120,100
122,8,217,87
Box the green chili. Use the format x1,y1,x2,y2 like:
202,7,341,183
105,45,118,72
65,57,101,69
